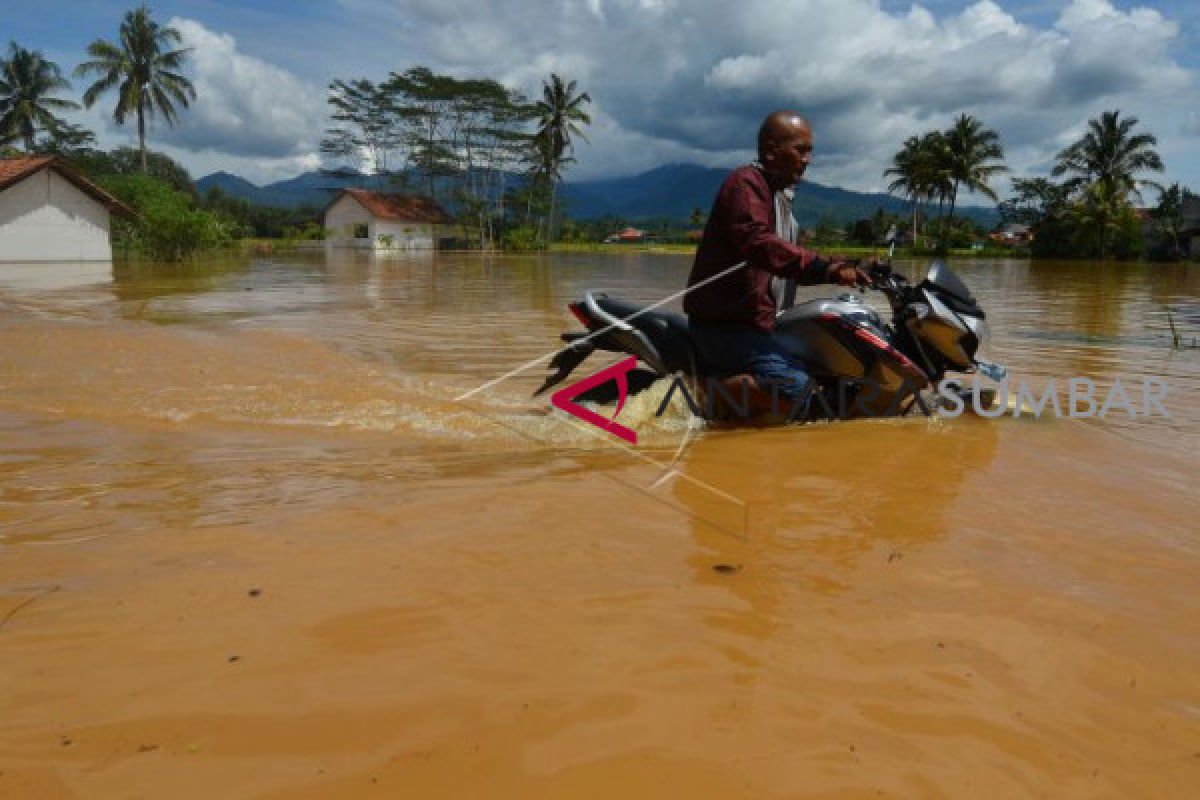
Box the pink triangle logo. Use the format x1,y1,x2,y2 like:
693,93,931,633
550,356,639,444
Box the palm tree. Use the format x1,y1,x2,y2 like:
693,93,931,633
1053,110,1163,258
922,131,954,220
75,6,195,172
884,133,949,244
1053,110,1163,201
0,42,79,152
943,113,1006,220
533,74,591,240
525,131,573,240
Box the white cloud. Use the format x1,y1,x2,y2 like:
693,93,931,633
359,0,1196,191
152,18,325,161
65,1,1200,192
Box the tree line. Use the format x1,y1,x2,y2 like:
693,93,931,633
3,6,1193,260
999,111,1194,260
883,110,1194,260
318,68,590,248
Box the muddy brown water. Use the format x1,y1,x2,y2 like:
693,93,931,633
1,253,1197,798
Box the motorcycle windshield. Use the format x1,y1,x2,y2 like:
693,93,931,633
925,261,975,305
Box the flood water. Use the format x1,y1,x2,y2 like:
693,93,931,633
1,252,1198,798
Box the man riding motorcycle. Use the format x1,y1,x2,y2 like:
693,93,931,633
684,110,873,411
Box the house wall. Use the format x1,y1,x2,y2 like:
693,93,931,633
374,220,437,250
323,195,441,250
323,195,374,249
0,170,112,262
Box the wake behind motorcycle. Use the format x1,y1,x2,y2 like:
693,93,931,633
535,259,1006,422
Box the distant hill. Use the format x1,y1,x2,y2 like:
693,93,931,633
560,164,998,228
194,163,999,227
195,169,371,208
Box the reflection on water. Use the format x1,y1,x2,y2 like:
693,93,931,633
1,251,1198,797
1,250,1196,538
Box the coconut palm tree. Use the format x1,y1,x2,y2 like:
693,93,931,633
533,74,591,240
1053,110,1163,258
884,132,950,244
884,136,926,243
75,6,195,172
0,42,80,151
943,113,1006,220
1053,110,1163,202
524,130,573,239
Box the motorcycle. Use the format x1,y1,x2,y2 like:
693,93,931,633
534,258,1006,422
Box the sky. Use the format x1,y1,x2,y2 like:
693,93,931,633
6,0,1199,200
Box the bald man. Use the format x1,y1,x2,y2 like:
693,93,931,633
683,111,867,412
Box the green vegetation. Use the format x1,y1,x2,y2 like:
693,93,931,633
0,42,80,151
532,74,592,241
99,172,234,260
998,110,1185,261
6,8,1197,263
320,66,591,250
75,6,196,172
1051,110,1161,259
884,115,1005,249
1151,183,1191,261
198,184,325,239
943,113,1006,220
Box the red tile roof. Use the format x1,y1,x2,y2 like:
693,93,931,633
337,188,452,224
0,155,56,189
0,155,133,217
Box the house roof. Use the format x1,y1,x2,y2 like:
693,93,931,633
331,188,452,225
0,155,134,217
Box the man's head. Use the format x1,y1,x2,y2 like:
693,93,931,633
757,111,813,187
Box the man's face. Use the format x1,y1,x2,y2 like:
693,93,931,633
765,118,813,186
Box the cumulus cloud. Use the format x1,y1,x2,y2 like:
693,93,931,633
150,18,325,160
73,1,1195,190
350,0,1195,190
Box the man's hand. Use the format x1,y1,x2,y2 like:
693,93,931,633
828,260,870,287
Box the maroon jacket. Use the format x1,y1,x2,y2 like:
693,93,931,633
683,164,827,333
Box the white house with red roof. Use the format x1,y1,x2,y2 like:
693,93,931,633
0,156,132,262
323,188,452,251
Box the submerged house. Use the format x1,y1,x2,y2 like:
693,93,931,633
323,189,452,250
0,156,132,262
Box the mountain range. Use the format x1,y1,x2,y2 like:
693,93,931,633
194,164,1000,228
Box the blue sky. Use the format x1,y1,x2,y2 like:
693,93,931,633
6,1,1199,197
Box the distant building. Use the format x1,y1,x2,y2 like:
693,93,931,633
1140,194,1200,257
603,227,647,243
989,223,1032,247
323,189,452,250
0,156,132,262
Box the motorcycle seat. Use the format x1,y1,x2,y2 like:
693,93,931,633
592,294,690,335
590,294,697,373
